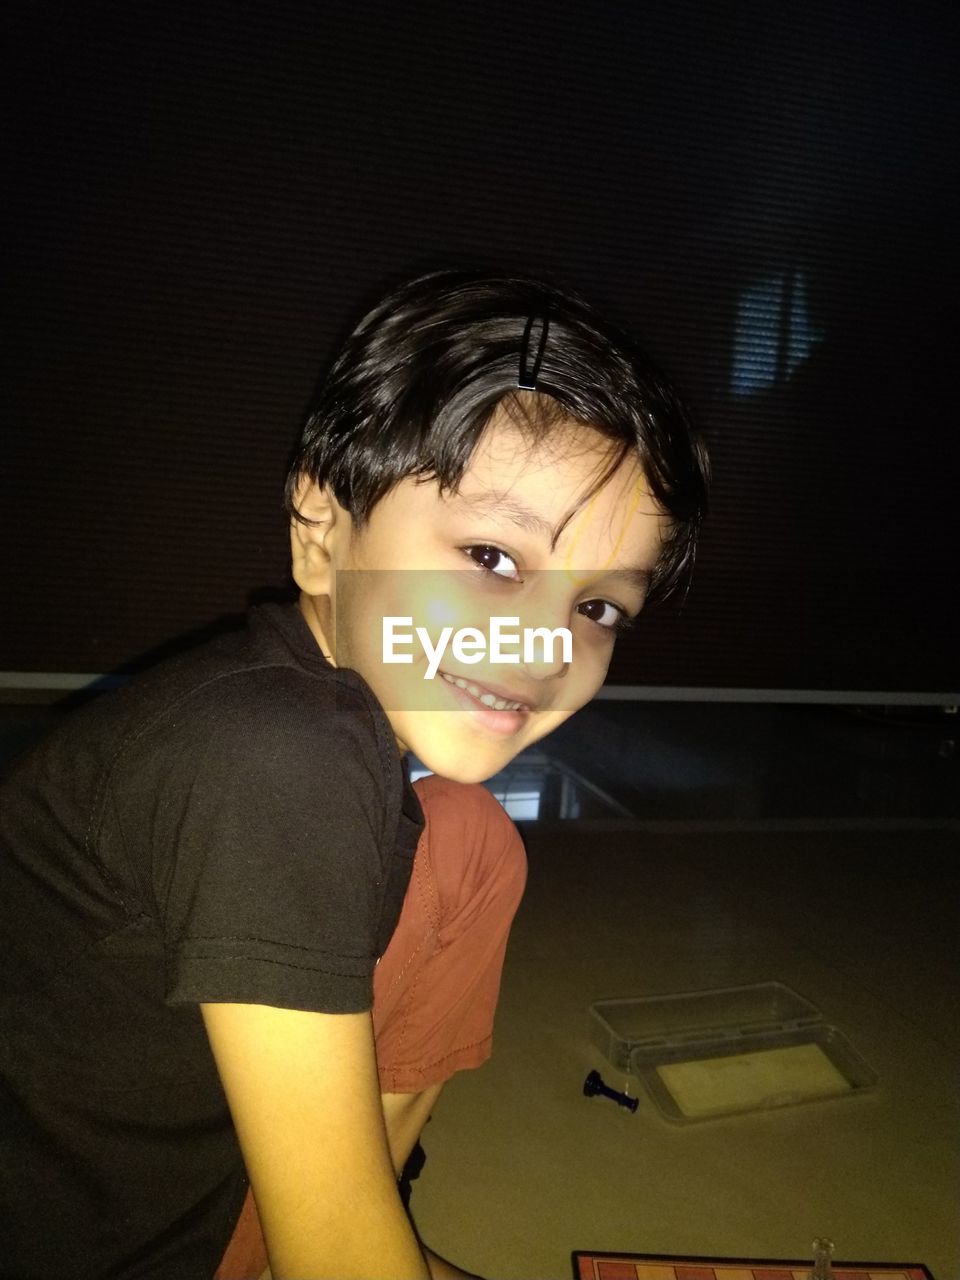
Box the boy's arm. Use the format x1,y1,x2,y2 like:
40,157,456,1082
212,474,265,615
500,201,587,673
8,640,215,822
201,1001,430,1280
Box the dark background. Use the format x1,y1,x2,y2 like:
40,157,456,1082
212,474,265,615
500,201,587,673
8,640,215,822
3,1,958,695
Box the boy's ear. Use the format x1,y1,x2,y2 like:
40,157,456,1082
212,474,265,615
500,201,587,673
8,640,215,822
289,476,342,596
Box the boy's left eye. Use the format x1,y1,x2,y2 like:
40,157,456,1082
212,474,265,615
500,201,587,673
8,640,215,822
577,599,632,633
462,545,521,580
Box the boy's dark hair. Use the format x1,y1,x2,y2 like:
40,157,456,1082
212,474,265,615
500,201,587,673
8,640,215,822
286,269,710,604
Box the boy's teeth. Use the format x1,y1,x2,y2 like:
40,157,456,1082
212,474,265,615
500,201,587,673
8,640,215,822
441,672,524,711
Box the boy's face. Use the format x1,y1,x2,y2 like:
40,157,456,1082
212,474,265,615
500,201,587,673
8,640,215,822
293,407,669,784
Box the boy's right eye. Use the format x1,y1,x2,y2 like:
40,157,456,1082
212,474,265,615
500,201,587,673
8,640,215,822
462,545,522,581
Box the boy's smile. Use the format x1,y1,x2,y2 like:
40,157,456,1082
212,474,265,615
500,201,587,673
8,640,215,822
292,405,669,784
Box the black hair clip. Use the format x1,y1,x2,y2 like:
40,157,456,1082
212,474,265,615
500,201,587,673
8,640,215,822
517,306,550,390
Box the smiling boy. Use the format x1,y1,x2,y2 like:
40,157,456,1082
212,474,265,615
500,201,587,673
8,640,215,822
291,398,671,785
0,270,708,1279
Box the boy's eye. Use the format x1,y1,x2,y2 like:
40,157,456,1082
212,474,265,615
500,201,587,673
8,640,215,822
577,598,633,634
463,545,521,581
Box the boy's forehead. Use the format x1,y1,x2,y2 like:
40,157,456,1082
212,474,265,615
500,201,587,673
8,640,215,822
452,412,653,522
465,406,608,474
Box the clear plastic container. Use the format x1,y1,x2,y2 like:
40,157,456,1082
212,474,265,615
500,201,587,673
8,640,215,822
589,982,878,1123
590,982,822,1070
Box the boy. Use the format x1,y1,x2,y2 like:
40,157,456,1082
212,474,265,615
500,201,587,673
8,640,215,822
0,269,708,1278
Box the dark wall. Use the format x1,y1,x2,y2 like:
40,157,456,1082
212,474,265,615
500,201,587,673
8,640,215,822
3,2,958,693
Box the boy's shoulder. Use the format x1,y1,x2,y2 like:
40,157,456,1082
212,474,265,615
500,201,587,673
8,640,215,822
12,604,398,795
128,602,379,727
157,604,399,783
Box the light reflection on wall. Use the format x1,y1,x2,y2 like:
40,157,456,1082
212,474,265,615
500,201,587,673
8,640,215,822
409,751,634,821
731,268,823,396
410,764,541,820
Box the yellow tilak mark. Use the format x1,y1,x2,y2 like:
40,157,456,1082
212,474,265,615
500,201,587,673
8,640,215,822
561,472,646,577
606,478,646,565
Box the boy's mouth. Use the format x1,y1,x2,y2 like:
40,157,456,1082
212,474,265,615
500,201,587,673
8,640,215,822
438,670,532,736
439,670,532,712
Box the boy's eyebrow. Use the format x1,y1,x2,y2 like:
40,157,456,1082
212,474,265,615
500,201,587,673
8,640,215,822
457,491,559,542
601,567,652,595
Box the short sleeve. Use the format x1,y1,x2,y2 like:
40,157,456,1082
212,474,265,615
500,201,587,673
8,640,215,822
135,667,401,1013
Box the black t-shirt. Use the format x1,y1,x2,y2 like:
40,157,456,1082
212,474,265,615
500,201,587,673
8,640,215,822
0,603,424,1280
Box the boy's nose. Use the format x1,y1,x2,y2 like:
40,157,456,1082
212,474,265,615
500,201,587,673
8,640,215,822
510,600,573,681
519,647,570,682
